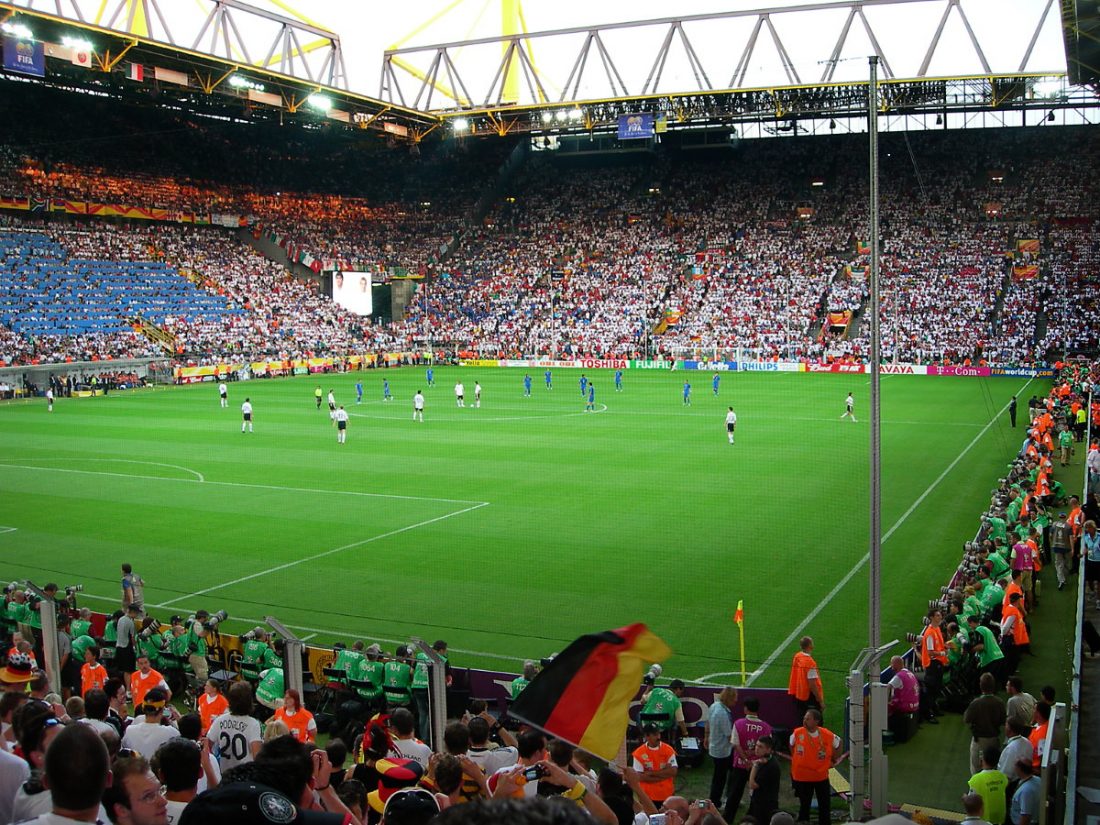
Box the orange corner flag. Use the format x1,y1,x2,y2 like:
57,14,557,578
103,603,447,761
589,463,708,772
733,600,744,625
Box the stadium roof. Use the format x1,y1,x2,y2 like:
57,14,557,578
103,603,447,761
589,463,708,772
2,0,1096,140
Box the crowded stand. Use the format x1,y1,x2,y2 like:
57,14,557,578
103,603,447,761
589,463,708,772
0,365,1091,825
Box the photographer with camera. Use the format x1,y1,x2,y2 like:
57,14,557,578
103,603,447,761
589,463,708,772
175,611,226,682
239,627,278,681
639,672,689,740
384,645,414,710
136,618,168,671
353,643,386,711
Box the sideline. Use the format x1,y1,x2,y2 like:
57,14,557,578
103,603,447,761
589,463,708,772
699,377,1033,685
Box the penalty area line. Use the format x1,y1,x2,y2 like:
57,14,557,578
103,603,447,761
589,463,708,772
159,501,491,608
741,377,1033,687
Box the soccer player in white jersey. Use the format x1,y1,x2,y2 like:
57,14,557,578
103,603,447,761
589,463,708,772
726,407,737,444
335,405,349,443
241,398,253,433
327,390,337,423
218,381,228,408
474,382,482,408
455,382,465,407
413,390,425,422
46,388,54,412
841,392,857,422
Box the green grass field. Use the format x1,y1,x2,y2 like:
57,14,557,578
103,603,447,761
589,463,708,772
0,367,1045,702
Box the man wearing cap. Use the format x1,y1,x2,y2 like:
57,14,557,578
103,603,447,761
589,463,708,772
381,786,440,825
639,680,689,738
122,687,179,756
352,644,386,711
631,724,678,807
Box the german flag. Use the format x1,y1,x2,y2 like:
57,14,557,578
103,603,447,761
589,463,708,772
509,623,670,761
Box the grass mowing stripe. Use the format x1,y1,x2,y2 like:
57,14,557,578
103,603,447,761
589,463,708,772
0,461,486,505
159,500,491,607
741,377,1032,686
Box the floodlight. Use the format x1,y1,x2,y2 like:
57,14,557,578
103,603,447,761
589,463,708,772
307,94,332,112
541,111,553,123
568,107,583,121
554,110,567,123
1,22,33,39
453,117,470,131
62,36,93,51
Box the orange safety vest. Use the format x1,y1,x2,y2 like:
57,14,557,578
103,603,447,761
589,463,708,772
131,668,165,709
632,741,677,802
790,726,836,782
1003,582,1023,609
273,706,316,743
81,662,107,696
921,624,947,668
1003,604,1029,645
787,651,820,702
1027,539,1042,572
1029,722,1048,770
198,692,228,734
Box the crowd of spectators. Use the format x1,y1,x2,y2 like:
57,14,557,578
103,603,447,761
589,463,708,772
2,99,1100,368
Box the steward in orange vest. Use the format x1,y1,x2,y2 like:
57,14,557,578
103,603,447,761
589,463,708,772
783,709,847,825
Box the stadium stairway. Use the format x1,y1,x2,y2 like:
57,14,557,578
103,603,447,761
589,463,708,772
988,260,1014,338
237,226,315,280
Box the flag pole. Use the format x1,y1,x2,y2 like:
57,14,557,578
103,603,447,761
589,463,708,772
734,599,746,686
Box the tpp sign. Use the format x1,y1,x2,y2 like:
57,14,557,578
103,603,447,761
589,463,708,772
3,36,44,77
617,113,655,140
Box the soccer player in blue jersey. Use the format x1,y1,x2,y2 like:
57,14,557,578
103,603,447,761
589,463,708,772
712,372,720,396
426,366,435,387
524,374,532,397
586,382,595,411
355,380,364,404
383,379,392,402
615,370,623,392
545,369,552,390
683,381,692,406
580,374,588,396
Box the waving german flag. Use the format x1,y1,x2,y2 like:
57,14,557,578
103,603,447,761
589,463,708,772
509,623,671,761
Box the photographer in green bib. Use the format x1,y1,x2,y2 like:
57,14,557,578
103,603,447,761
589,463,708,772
136,617,167,670
331,640,366,686
70,608,93,640
384,645,414,710
353,644,386,711
255,664,284,722
240,627,281,681
639,672,689,739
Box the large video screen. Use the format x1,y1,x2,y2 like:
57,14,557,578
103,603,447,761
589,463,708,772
332,271,372,316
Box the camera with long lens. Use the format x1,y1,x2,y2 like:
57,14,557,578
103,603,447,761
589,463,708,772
3,581,21,596
642,663,663,686
138,620,160,640
187,610,229,634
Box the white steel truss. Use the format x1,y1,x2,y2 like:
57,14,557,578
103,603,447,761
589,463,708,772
6,0,348,89
380,0,1065,112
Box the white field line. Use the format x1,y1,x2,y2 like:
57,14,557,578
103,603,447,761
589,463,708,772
159,500,490,607
69,592,525,664
0,526,17,534
726,377,1033,687
0,462,486,506
0,458,204,481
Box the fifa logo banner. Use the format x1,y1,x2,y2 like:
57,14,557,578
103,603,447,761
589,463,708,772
618,113,655,140
3,37,44,77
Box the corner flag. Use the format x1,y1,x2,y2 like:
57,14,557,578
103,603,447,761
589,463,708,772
733,600,746,685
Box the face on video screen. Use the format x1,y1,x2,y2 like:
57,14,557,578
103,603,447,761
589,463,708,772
333,271,371,315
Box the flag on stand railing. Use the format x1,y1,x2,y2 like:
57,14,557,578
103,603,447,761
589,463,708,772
508,623,670,761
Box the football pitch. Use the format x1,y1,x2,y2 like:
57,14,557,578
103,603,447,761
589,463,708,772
0,367,1042,699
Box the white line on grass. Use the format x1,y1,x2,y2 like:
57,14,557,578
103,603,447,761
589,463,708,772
70,591,526,664
0,463,486,506
717,377,1033,687
0,458,204,481
300,633,317,642
159,500,491,608
0,527,17,535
